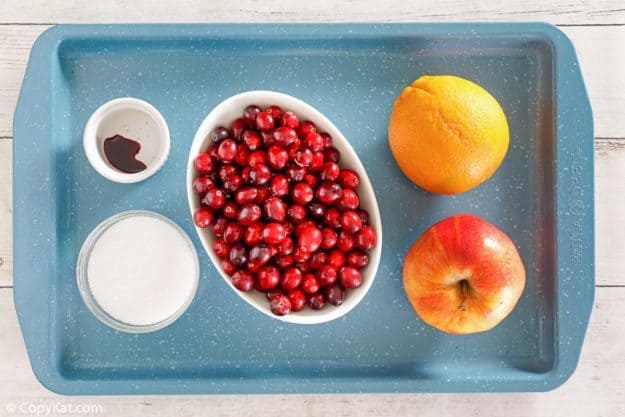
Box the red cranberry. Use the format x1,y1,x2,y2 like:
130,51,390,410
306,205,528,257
356,209,370,224
219,164,238,181
264,197,286,222
320,133,333,148
230,118,246,140
223,175,243,192
222,202,240,219
254,186,271,204
213,217,228,236
275,255,294,269
257,266,280,290
337,231,355,252
288,289,307,312
309,151,325,172
321,228,338,250
270,294,291,316
194,153,216,174
309,251,328,270
298,120,317,137
316,181,342,205
242,129,262,150
210,126,230,144
328,250,346,270
339,266,362,288
221,258,237,275
294,147,314,167
249,244,271,266
235,144,250,166
320,161,340,181
341,210,363,233
287,204,307,224
231,270,255,292
281,267,303,291
303,173,318,188
247,260,262,272
247,150,267,167
295,261,312,274
268,145,289,170
207,144,219,159
273,127,298,146
276,236,295,256
244,222,264,246
229,243,248,267
307,293,325,310
324,208,342,229
280,111,299,129
262,223,287,245
270,175,289,197
337,188,359,211
295,219,316,237
256,111,274,131
213,238,230,258
347,250,369,268
217,138,238,162
265,105,283,119
192,176,214,195
293,247,310,263
223,222,244,244
324,147,340,163
298,225,322,253
202,188,226,210
286,163,306,182
356,225,377,251
324,283,344,306
238,203,262,225
243,104,262,124
339,169,360,188
317,265,337,286
249,164,272,185
266,288,285,300
291,182,314,205
235,187,258,204
308,202,326,219
193,207,214,228
303,132,324,152
301,273,320,294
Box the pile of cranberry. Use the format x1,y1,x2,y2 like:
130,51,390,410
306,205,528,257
192,104,377,316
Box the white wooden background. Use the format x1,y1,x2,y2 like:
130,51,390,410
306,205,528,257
1,1,624,416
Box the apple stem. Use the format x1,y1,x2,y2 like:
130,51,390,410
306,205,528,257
459,279,469,311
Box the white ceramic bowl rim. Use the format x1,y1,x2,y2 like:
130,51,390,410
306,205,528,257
187,90,382,325
83,97,171,184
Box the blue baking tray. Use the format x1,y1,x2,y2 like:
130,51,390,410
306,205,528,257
13,23,594,394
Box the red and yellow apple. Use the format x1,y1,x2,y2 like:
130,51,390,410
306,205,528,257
403,214,525,335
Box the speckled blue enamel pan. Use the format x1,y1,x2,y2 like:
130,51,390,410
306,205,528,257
13,23,593,394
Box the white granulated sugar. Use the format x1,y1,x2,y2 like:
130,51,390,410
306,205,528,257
87,215,197,326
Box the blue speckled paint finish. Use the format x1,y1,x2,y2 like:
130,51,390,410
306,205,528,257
13,23,594,395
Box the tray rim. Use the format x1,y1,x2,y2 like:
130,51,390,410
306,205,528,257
12,22,594,395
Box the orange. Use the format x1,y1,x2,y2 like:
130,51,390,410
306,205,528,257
388,75,509,195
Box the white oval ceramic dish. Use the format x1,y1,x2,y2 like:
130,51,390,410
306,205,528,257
84,97,170,183
187,91,382,324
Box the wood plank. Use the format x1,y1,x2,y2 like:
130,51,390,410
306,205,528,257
0,25,624,139
0,141,11,287
0,138,622,288
0,286,622,415
1,0,625,25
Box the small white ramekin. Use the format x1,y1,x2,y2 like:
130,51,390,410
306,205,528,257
83,97,170,183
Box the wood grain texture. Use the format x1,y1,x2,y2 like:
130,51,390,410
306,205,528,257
1,287,622,416
0,141,11,287
1,0,625,25
0,25,623,138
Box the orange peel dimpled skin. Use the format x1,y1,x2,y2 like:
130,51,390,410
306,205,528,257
403,214,526,335
388,75,510,195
